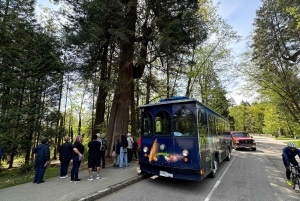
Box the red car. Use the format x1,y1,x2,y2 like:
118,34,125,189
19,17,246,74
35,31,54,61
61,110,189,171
230,131,256,151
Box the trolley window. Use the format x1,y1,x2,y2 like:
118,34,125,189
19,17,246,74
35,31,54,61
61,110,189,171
174,108,196,137
142,112,153,136
155,110,171,136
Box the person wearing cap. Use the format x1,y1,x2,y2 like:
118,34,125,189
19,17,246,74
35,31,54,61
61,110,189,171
282,142,300,186
127,133,134,164
32,138,50,184
59,136,73,179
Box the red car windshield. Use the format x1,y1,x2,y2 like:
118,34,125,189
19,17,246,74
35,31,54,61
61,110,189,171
233,133,250,137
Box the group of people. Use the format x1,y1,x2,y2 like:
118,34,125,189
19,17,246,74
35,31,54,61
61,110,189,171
112,133,139,169
32,133,108,184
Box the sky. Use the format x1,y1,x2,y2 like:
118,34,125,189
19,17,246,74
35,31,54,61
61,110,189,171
212,0,263,104
36,0,263,105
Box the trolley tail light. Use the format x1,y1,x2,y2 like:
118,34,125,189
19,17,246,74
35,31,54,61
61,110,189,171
200,169,204,175
184,157,188,162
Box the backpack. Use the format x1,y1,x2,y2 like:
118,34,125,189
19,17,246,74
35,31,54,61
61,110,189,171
132,141,137,150
101,138,107,151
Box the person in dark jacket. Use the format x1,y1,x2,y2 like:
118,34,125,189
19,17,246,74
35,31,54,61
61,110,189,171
32,138,50,184
113,136,121,167
70,135,84,183
119,134,128,169
59,136,73,179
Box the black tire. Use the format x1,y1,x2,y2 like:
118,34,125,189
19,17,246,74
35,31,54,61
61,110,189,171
210,158,218,178
252,148,256,151
225,149,231,161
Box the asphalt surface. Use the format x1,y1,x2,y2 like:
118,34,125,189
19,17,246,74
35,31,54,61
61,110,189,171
0,161,143,201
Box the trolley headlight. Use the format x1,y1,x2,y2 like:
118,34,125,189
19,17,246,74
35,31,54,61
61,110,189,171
160,144,166,151
182,149,189,156
143,146,148,153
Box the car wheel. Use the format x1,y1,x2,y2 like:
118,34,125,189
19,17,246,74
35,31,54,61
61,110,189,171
210,158,218,178
225,149,231,161
252,148,256,151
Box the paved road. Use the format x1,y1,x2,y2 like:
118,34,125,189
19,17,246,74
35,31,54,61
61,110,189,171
100,136,300,201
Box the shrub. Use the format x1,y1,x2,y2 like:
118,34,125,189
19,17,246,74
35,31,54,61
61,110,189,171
19,163,35,173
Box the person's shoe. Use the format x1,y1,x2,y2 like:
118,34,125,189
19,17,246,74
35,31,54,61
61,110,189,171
74,179,81,183
60,176,66,179
96,175,100,180
70,180,74,183
37,180,45,184
33,181,37,183
119,167,123,169
64,175,68,178
287,179,293,186
113,163,115,167
87,177,93,181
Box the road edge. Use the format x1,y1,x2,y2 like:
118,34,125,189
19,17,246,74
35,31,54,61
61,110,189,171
77,175,145,201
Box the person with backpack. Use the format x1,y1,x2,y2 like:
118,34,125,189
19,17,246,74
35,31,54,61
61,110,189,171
100,133,107,169
127,133,134,164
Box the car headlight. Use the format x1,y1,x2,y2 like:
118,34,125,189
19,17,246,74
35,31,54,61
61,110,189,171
182,149,189,156
143,146,148,153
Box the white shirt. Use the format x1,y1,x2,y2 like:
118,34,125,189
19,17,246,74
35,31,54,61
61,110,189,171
127,137,133,149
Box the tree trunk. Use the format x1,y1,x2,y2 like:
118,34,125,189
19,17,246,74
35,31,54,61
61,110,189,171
106,0,137,156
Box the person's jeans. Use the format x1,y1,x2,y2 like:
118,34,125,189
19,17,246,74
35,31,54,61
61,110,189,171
71,156,81,180
119,147,128,168
34,164,46,183
60,160,70,177
100,151,106,168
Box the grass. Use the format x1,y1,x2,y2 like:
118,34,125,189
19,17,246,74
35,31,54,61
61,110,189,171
275,137,300,147
0,158,114,189
0,164,59,189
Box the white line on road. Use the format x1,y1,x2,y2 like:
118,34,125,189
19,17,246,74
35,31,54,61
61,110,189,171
204,153,237,201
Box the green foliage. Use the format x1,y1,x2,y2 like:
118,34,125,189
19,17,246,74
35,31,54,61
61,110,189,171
19,163,35,173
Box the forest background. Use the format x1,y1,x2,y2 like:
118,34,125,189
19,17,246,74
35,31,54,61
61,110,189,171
1,0,300,169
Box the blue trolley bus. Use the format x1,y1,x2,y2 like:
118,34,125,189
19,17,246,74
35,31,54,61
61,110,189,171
139,96,231,181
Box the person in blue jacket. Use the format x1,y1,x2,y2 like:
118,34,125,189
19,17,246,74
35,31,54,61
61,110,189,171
282,142,300,186
32,138,50,184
